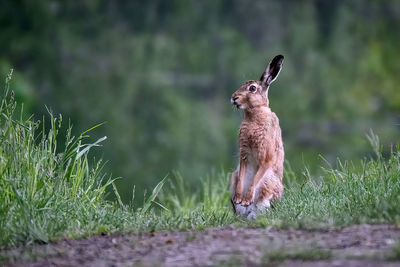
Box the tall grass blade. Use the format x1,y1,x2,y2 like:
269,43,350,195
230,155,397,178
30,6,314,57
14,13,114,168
142,175,168,213
76,136,107,159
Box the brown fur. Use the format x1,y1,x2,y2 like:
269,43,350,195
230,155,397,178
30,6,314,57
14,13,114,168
230,55,284,214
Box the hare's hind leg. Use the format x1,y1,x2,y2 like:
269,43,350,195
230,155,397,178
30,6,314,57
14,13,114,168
256,169,283,211
245,169,283,219
230,171,236,214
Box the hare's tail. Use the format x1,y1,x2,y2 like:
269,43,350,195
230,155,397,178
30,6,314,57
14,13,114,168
234,200,271,220
233,203,255,218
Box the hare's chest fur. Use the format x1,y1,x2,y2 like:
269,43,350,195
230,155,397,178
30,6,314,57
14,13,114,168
239,110,278,162
238,109,279,192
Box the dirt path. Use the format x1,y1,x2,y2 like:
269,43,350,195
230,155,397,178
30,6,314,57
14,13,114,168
3,225,400,266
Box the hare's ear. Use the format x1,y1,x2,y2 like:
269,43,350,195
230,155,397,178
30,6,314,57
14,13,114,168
260,55,284,86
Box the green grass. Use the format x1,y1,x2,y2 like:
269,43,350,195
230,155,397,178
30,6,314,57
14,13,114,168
1,70,400,250
387,243,400,261
260,140,400,229
262,247,332,262
217,247,332,266
0,71,235,249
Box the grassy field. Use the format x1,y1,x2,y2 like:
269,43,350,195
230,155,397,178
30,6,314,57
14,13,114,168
1,73,400,249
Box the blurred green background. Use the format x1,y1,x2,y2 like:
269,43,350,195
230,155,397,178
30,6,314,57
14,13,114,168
1,0,399,203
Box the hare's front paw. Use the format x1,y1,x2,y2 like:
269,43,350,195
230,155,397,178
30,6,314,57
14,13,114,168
233,192,243,204
242,188,255,206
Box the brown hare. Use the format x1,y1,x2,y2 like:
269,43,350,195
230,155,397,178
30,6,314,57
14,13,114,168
230,55,284,219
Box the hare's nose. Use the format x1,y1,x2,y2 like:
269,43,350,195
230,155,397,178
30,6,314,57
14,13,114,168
231,96,239,104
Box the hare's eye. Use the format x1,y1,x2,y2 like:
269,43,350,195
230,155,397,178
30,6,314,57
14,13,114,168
249,85,257,92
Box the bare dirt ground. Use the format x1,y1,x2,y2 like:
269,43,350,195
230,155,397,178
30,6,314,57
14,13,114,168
3,224,400,267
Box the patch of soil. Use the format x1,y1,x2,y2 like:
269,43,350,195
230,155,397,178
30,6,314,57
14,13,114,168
2,225,400,266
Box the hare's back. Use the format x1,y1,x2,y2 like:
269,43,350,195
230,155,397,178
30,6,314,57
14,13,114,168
267,111,284,177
